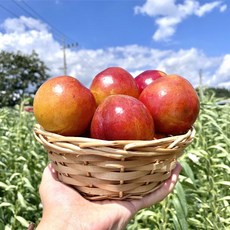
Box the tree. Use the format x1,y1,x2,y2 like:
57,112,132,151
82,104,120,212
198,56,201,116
205,87,230,98
0,50,50,107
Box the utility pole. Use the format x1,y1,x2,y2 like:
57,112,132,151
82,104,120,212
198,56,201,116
62,36,78,75
199,69,204,101
63,37,67,75
199,69,203,87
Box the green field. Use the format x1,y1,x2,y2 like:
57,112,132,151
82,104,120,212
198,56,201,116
0,93,230,230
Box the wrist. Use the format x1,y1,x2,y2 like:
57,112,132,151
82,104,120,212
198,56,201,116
37,211,77,230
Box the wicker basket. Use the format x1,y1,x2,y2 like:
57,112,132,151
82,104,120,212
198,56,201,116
33,124,195,200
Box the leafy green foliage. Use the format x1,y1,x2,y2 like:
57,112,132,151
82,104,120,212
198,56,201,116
0,101,48,229
0,51,50,107
0,90,229,229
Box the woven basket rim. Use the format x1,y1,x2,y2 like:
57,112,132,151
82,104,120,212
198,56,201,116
33,124,195,158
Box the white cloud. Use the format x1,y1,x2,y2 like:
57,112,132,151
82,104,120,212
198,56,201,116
213,54,230,87
134,0,178,17
134,0,227,41
153,16,180,41
1,16,48,33
220,4,227,12
0,16,229,89
195,1,223,17
0,16,60,53
216,54,230,76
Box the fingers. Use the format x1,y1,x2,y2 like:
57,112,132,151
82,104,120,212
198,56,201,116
131,163,182,211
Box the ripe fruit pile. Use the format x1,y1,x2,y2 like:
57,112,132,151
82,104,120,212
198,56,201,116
33,67,200,140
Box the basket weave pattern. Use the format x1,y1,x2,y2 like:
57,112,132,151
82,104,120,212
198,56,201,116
34,124,195,200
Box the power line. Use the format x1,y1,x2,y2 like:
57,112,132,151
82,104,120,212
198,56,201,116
20,0,76,44
20,1,65,41
1,0,78,46
10,0,61,43
12,0,36,19
0,3,19,18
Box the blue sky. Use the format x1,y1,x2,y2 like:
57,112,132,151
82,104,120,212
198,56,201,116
0,0,229,88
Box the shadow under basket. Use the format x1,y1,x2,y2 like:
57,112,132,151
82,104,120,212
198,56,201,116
33,124,195,201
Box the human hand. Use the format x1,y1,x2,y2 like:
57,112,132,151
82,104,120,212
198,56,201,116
37,162,182,230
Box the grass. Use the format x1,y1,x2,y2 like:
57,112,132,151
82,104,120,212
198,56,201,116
0,102,48,229
0,92,229,229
